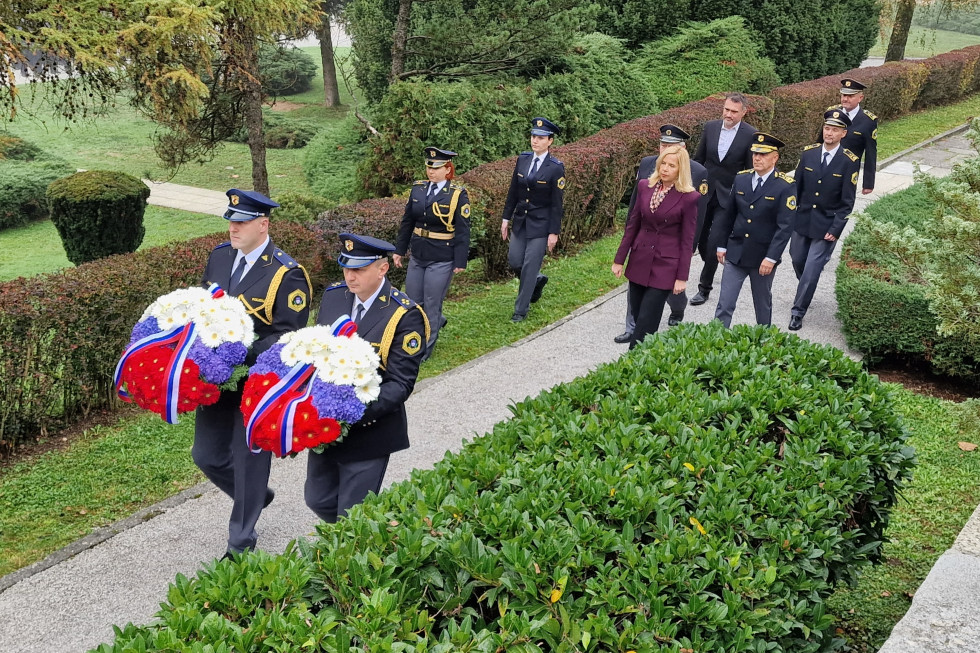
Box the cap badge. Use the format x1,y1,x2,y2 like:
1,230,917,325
428,149,436,157
845,81,852,87
833,111,840,119
344,239,354,251
536,120,543,127
230,194,240,206
665,129,671,136
758,135,764,142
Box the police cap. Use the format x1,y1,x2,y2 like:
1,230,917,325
749,132,786,154
424,146,458,168
337,232,396,269
823,109,852,129
530,117,560,137
659,124,691,144
224,189,279,222
840,78,867,95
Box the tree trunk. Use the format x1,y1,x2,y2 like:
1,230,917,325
885,0,916,62
241,27,270,195
317,5,341,107
390,0,412,80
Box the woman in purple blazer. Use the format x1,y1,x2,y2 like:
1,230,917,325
612,145,699,349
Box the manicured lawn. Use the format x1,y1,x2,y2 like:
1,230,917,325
877,93,980,160
869,26,980,58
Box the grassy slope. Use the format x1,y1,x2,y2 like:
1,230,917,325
869,26,980,58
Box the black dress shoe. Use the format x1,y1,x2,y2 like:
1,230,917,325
530,275,548,303
788,315,803,331
511,313,526,322
689,291,709,306
613,331,632,344
667,313,683,327
263,488,275,508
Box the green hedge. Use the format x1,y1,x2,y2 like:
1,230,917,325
92,323,915,652
0,159,75,231
0,222,331,450
836,184,980,382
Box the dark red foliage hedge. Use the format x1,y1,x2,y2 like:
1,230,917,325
0,222,330,450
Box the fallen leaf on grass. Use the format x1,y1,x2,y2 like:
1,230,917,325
958,441,977,452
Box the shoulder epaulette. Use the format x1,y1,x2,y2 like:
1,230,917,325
548,154,564,165
413,180,427,186
863,108,877,121
273,249,302,269
214,241,232,250
389,287,418,308
325,281,346,291
803,143,821,151
775,172,794,183
449,182,466,191
737,169,754,175
843,148,859,162
826,104,842,111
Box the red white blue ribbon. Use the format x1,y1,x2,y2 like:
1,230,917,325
327,314,358,338
113,322,198,424
207,282,226,299
245,363,315,455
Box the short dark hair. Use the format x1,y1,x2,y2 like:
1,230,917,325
725,92,748,108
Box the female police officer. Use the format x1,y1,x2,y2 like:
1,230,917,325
393,147,470,360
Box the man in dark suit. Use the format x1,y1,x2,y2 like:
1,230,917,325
305,233,428,523
710,133,797,327
828,78,878,195
194,189,312,557
501,117,566,322
614,124,710,343
690,92,757,307
789,109,861,331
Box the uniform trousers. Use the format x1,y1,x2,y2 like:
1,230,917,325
405,258,453,354
696,196,723,294
789,233,838,318
192,390,272,553
304,454,390,523
624,290,687,332
714,260,776,328
508,228,548,317
627,282,671,350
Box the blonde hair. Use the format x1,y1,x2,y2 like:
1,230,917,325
648,145,694,193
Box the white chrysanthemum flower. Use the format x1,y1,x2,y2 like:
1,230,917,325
140,286,254,347
355,377,381,403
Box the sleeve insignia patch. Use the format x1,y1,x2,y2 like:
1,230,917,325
288,289,307,312
557,176,566,190
461,203,471,218
871,128,878,140
402,331,423,355
699,181,708,196
851,171,859,185
787,195,798,210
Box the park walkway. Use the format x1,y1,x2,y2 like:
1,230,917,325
0,128,975,652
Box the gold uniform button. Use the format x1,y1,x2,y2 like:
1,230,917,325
817,180,822,184
747,219,752,223
749,204,754,209
813,204,818,208
745,233,749,237
815,192,820,196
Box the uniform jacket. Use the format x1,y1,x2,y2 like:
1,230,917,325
794,143,861,240
395,181,471,269
314,279,428,463
202,239,311,364
709,170,797,269
615,181,699,291
629,154,710,251
501,151,565,239
693,120,756,209
829,104,878,190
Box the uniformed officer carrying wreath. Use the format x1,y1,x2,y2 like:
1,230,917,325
394,147,470,361
306,233,428,523
194,189,312,558
500,117,566,322
709,133,796,328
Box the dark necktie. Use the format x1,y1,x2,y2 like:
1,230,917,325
822,151,830,171
754,176,763,192
528,157,540,180
229,257,247,294
353,303,364,324
428,183,437,200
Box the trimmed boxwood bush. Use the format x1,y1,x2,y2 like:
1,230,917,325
92,323,915,653
0,222,331,450
47,170,151,265
259,45,317,96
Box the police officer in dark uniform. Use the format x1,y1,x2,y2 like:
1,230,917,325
828,78,878,194
194,189,312,557
710,133,797,327
306,233,428,523
394,147,470,360
614,124,711,343
789,109,861,331
501,117,566,322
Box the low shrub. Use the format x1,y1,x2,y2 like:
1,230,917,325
631,17,780,110
0,159,75,231
0,131,47,161
0,222,331,450
259,45,317,96
273,191,337,225
303,114,370,203
92,323,915,652
47,170,150,265
226,111,319,149
914,47,980,110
